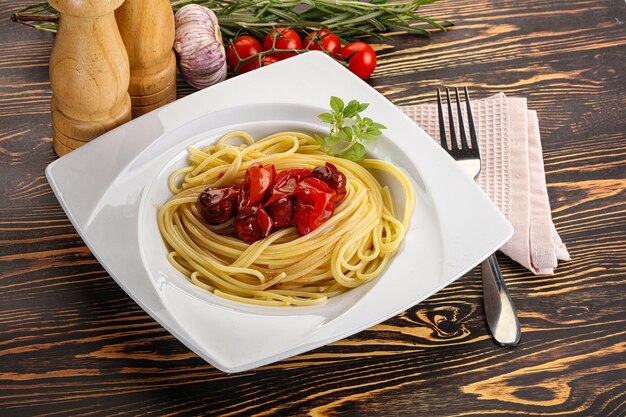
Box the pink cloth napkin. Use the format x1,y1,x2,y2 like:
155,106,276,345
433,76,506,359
400,93,570,275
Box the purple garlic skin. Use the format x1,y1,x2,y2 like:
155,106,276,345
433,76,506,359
174,5,227,89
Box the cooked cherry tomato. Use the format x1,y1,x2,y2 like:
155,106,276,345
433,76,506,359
265,168,311,206
240,164,276,209
339,41,377,79
294,177,336,236
226,36,263,73
267,197,295,229
263,27,302,60
234,206,274,243
303,30,341,56
197,185,241,225
251,55,281,69
311,163,347,203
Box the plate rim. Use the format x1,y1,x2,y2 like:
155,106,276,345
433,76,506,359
45,51,513,372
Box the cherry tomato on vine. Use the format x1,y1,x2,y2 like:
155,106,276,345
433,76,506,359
226,35,263,73
251,55,281,70
303,30,341,56
263,27,302,60
339,41,377,79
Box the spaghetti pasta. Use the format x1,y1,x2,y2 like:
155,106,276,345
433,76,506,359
158,131,415,306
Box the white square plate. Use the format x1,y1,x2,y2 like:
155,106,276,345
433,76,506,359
46,52,512,373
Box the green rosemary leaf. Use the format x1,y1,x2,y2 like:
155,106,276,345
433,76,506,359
12,0,449,43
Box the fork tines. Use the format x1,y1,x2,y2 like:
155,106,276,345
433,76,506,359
436,87,479,160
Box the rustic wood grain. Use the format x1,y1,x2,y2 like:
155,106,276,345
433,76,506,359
1,0,625,416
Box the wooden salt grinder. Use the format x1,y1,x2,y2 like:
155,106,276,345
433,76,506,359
49,0,131,156
116,0,177,118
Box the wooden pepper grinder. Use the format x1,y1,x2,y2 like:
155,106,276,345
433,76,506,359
49,0,131,156
115,0,177,118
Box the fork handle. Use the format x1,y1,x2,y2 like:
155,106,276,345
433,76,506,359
481,254,522,346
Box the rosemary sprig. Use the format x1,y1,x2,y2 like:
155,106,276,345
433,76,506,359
9,1,58,32
11,0,451,42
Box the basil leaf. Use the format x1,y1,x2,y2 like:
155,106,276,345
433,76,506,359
343,100,359,118
317,112,334,123
326,134,341,146
330,96,344,113
316,96,384,161
339,143,366,161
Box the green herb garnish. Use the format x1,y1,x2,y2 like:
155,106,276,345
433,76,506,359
12,1,451,40
315,96,386,161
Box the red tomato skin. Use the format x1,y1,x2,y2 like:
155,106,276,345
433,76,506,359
263,27,302,60
303,30,341,56
267,197,295,229
234,206,274,244
197,185,241,224
339,41,377,79
294,177,336,236
251,55,281,69
265,168,311,206
226,36,263,73
311,163,347,203
240,164,276,209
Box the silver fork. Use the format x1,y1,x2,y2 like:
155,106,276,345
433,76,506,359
437,87,521,347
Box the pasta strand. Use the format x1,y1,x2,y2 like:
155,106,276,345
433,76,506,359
158,131,415,306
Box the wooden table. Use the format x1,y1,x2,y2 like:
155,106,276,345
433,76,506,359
2,1,625,415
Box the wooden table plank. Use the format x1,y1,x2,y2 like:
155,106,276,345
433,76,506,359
1,0,625,415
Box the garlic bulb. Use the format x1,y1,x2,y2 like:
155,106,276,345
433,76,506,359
174,5,227,89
